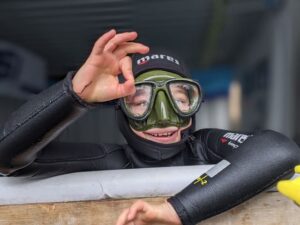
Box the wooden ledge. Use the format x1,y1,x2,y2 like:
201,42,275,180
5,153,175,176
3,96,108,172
0,192,298,225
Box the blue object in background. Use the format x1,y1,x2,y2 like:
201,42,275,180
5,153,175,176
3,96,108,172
192,66,234,100
264,0,284,10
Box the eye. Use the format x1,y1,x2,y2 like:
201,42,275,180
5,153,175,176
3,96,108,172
126,99,150,116
175,98,188,105
132,101,149,107
174,96,190,112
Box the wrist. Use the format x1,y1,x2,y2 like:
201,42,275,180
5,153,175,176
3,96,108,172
72,71,91,103
65,71,100,108
158,201,182,225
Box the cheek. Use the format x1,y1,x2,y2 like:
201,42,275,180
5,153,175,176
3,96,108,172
175,132,181,142
131,128,145,138
180,118,192,130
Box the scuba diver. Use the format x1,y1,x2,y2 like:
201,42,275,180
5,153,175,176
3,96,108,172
0,30,300,225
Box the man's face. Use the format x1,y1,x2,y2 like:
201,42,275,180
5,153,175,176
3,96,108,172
127,70,193,144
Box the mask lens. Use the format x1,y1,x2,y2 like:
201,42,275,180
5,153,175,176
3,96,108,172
123,84,152,118
169,81,200,114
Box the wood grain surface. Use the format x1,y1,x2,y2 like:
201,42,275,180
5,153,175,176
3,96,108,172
0,192,298,225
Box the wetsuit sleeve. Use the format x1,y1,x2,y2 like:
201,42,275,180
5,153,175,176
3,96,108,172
10,142,130,178
0,72,99,176
168,129,300,225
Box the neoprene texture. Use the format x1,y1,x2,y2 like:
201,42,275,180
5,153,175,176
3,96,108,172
0,73,299,225
132,50,191,79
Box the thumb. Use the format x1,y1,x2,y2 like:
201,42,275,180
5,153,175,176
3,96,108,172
116,79,136,99
116,56,136,98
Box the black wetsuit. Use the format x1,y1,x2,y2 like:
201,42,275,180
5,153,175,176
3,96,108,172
0,73,300,225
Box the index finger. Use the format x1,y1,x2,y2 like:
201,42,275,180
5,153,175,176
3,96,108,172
104,31,138,52
91,29,116,55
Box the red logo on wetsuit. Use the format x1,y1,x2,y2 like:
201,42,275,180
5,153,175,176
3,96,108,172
220,137,228,144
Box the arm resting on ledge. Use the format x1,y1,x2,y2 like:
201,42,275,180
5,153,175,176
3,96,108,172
168,130,300,225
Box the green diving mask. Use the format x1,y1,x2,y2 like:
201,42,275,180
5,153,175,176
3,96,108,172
120,70,203,131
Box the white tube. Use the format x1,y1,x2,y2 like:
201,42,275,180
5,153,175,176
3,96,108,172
0,165,214,205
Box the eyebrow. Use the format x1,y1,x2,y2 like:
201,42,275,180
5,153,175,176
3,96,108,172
173,88,188,95
134,88,148,97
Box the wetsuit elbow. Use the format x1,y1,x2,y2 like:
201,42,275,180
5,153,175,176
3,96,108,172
259,130,300,168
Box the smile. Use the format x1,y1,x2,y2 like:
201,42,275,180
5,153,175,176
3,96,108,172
144,131,176,137
130,120,192,144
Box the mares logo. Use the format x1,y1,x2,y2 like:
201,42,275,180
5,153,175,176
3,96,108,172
223,132,250,144
221,132,252,149
136,54,180,66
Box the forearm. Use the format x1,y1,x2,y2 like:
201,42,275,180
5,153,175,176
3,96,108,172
0,72,93,175
168,130,300,225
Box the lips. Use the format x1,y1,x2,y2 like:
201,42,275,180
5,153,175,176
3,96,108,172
143,127,179,143
145,131,176,137
130,119,192,144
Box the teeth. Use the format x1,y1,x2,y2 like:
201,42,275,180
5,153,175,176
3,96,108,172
148,132,174,137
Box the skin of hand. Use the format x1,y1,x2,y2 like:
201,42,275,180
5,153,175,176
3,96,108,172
72,29,149,103
115,200,182,225
277,165,300,205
